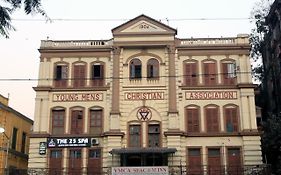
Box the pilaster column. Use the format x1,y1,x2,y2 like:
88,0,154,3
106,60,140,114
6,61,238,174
110,47,121,130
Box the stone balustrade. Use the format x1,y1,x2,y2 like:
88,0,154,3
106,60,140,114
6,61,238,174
40,40,111,48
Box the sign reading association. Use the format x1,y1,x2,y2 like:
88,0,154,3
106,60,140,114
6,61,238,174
47,137,91,148
186,91,237,100
53,93,103,102
112,166,169,175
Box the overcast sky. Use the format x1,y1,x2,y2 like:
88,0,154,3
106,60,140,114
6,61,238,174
0,0,265,119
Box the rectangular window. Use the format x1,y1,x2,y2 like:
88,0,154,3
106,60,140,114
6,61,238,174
71,110,83,134
21,132,26,153
49,149,62,175
88,149,102,174
148,124,160,147
73,65,86,88
129,125,141,147
222,63,236,85
55,65,68,88
184,63,197,86
12,127,18,150
208,148,222,175
203,63,216,85
52,110,65,135
69,149,82,174
187,148,202,175
186,108,200,133
92,64,104,86
89,110,102,135
205,108,219,132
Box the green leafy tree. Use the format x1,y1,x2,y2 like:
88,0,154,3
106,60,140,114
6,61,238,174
0,0,47,38
250,0,281,173
249,0,272,82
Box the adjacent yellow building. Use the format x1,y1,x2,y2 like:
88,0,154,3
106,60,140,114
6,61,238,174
0,94,33,174
28,15,263,174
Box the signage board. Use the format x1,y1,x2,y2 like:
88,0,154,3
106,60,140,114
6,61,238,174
47,137,91,148
124,92,164,100
39,142,47,155
112,166,169,175
186,91,237,100
53,93,103,102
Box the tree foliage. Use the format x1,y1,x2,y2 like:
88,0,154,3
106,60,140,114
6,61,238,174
0,0,47,38
249,0,272,82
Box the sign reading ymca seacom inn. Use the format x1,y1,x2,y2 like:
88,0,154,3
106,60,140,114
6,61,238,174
28,15,263,174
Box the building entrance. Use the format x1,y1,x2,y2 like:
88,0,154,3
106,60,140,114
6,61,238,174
121,153,168,166
110,147,176,167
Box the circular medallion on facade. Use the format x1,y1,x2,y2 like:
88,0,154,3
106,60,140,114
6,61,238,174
137,106,152,121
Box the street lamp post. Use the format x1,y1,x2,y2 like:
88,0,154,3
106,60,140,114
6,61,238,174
0,127,9,175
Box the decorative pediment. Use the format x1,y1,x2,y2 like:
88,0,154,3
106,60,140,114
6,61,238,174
112,14,177,36
121,20,167,33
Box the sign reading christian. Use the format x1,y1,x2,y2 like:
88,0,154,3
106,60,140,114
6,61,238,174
53,93,103,102
125,92,164,100
47,137,91,148
186,91,237,100
112,166,169,175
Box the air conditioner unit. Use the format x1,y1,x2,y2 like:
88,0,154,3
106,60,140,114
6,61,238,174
91,138,99,146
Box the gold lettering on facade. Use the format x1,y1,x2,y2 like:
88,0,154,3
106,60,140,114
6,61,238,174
53,93,103,102
186,91,237,100
125,92,164,100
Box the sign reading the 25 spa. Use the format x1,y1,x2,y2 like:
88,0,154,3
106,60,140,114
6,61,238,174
47,137,91,148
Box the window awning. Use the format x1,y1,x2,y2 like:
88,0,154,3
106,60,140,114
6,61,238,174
110,147,177,154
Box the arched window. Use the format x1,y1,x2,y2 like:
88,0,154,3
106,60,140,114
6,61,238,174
54,63,68,88
221,60,236,85
73,63,86,88
224,105,239,132
51,107,65,135
70,107,84,134
185,106,200,133
147,58,159,78
91,62,104,86
89,107,103,135
205,105,219,132
130,58,142,79
203,60,217,85
129,124,141,147
184,61,198,86
148,122,160,147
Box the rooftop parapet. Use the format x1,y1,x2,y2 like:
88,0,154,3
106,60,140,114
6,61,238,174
179,34,249,46
40,40,112,49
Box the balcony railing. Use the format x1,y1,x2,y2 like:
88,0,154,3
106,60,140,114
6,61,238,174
180,35,249,46
5,165,270,175
40,40,111,49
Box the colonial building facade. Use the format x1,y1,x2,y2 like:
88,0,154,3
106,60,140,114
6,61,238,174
28,15,263,174
0,94,33,174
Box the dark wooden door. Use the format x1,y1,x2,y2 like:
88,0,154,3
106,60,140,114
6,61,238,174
69,149,82,175
227,148,242,175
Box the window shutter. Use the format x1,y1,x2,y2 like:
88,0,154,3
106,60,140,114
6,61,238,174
225,107,238,132
186,108,200,132
71,110,83,134
206,107,219,132
74,65,85,88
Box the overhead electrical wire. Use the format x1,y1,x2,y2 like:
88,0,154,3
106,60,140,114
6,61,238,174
11,17,254,22
0,71,253,82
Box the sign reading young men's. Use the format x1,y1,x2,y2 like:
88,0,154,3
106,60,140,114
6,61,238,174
53,93,103,102
47,137,91,148
112,166,169,175
186,91,237,100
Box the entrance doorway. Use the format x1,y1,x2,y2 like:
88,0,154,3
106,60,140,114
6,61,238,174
121,153,168,166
